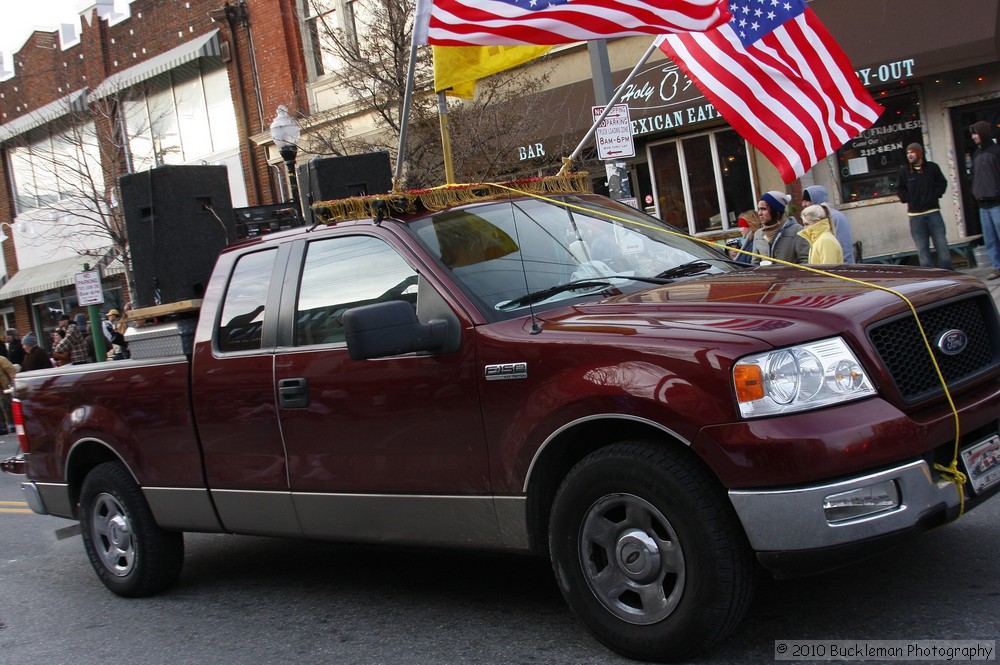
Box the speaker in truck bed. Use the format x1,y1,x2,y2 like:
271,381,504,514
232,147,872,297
120,165,236,308
297,152,392,223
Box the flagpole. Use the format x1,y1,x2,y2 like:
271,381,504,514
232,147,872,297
558,39,660,175
437,91,457,184
395,27,422,191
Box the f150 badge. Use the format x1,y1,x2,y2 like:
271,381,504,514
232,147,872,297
485,362,528,381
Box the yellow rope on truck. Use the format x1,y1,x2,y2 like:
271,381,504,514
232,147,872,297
489,181,968,516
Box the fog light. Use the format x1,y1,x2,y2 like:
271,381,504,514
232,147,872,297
823,480,900,524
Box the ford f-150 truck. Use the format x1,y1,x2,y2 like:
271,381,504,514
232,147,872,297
5,177,1000,662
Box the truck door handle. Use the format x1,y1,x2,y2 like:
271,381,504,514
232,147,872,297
278,377,309,409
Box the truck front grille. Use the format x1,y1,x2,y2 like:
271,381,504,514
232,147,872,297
867,294,1000,403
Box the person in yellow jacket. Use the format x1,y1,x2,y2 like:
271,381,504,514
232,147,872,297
798,203,844,264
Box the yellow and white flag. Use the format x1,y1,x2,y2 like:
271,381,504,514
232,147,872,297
432,45,551,98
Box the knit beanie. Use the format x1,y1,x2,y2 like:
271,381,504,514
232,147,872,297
761,191,790,217
906,142,924,158
971,121,994,141
22,332,37,347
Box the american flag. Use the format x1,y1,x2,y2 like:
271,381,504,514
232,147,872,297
415,0,730,46
659,0,883,184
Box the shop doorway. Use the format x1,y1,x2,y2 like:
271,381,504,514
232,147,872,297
950,99,1000,238
646,129,756,236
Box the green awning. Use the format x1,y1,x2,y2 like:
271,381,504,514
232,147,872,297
0,253,124,300
0,89,88,142
89,30,220,100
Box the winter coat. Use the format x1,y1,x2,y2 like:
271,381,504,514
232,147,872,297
0,355,16,390
802,185,855,262
751,218,810,265
21,347,52,372
798,219,844,265
896,159,947,214
971,142,1000,204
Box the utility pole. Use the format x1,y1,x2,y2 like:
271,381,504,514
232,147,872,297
588,41,634,204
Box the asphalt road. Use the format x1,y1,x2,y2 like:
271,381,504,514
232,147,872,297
1,433,998,665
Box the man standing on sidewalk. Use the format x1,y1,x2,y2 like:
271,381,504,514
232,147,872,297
896,143,953,270
970,121,1000,280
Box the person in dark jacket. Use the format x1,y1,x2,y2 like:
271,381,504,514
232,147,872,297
20,332,52,372
5,329,24,366
896,142,953,269
970,121,1000,280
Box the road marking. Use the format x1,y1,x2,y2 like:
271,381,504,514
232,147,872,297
0,501,32,513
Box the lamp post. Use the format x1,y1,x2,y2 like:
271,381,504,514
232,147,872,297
270,105,302,221
0,221,18,243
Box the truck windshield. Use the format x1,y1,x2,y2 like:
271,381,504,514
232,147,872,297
406,194,739,318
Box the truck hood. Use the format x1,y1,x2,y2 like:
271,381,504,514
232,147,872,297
537,265,980,348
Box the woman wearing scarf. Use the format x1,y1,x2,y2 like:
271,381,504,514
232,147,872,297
798,204,844,264
750,190,809,266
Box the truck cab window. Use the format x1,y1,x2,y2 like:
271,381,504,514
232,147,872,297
296,235,418,346
217,249,277,352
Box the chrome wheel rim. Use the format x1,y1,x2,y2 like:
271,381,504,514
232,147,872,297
90,492,135,577
578,493,685,625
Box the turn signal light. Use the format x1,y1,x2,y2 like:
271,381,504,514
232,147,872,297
733,364,764,402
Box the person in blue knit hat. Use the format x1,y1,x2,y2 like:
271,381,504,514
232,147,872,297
751,190,809,266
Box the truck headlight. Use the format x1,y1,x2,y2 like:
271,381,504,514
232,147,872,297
733,337,875,418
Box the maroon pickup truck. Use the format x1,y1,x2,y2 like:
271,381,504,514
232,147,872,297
5,183,1000,662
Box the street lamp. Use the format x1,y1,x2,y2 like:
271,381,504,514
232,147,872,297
0,221,29,242
270,105,302,220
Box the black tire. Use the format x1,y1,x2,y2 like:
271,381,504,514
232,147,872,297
549,442,756,663
79,462,184,597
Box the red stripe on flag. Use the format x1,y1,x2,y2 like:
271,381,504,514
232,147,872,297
661,6,882,184
420,0,730,45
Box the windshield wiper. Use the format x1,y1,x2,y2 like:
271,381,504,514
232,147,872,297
495,275,672,311
654,260,716,280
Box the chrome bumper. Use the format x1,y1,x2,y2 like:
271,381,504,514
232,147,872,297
729,460,960,552
19,481,49,515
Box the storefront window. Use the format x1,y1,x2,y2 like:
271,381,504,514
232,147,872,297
836,91,922,203
647,129,755,235
648,142,688,230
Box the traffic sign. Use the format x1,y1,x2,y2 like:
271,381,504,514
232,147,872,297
592,104,635,160
75,269,105,306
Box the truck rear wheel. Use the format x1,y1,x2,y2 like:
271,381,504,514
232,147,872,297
549,442,755,663
79,462,184,597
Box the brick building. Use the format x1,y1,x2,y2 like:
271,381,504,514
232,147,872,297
0,0,308,342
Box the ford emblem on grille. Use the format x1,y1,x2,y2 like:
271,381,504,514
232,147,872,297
935,329,968,356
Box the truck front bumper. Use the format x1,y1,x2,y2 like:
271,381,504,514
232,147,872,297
729,458,989,577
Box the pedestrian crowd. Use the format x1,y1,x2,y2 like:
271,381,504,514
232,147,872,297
727,123,1000,272
727,184,854,267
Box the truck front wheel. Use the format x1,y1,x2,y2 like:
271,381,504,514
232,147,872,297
79,462,184,597
549,442,755,663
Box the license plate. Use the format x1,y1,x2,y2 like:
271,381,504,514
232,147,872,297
960,434,1000,495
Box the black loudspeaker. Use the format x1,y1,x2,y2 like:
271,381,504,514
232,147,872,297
120,165,236,308
297,153,393,223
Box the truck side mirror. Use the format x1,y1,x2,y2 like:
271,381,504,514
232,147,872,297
343,300,449,360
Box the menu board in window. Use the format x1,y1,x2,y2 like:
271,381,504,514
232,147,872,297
836,91,922,203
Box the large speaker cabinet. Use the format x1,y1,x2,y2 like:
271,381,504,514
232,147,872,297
120,165,236,308
297,153,393,223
